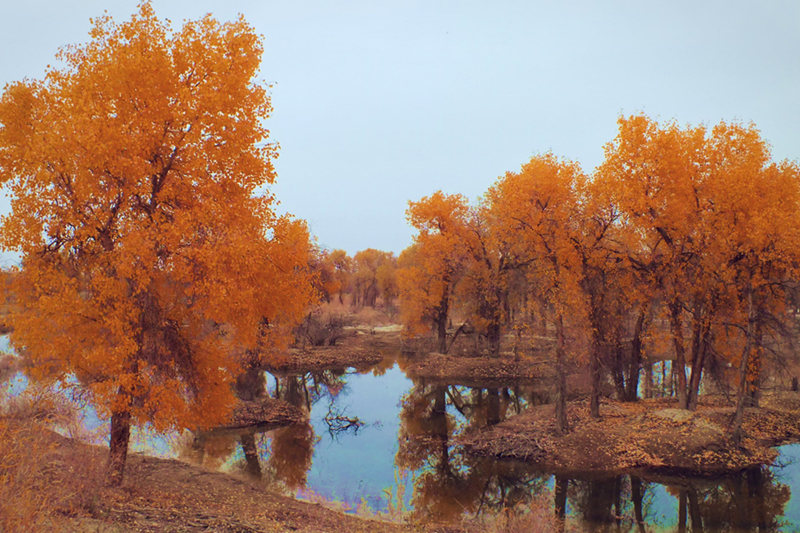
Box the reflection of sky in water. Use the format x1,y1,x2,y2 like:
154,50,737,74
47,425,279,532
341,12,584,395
3,331,800,528
279,365,415,513
644,484,679,529
775,443,800,526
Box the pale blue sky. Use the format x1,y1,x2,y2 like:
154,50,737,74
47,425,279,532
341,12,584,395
1,1,798,259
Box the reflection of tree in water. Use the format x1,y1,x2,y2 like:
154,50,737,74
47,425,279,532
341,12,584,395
562,465,790,532
566,475,653,532
184,370,356,490
396,381,547,522
233,371,317,489
239,369,365,489
262,422,315,489
275,369,365,438
668,466,790,532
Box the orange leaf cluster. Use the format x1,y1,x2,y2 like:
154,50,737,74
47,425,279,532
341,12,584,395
0,4,314,435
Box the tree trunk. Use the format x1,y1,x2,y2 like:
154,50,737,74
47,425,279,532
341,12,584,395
590,343,602,418
240,432,262,478
643,359,653,399
555,314,569,434
687,341,707,411
436,306,448,354
107,409,131,486
688,488,703,533
625,309,646,401
432,386,449,473
631,476,646,533
587,305,604,416
686,312,710,411
611,359,626,402
669,301,689,409
747,318,763,408
487,320,501,357
435,281,451,353
487,388,501,425
678,489,687,533
731,290,755,443
554,476,568,520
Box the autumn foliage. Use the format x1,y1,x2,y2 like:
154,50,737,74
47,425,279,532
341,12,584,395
399,115,800,434
0,4,314,484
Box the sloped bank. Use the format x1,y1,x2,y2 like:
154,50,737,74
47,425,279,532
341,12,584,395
458,392,800,475
35,430,408,533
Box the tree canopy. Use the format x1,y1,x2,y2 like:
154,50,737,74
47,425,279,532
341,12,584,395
0,3,314,484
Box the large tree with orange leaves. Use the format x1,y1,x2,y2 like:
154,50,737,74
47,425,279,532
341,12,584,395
599,115,800,420
0,4,314,484
487,154,599,430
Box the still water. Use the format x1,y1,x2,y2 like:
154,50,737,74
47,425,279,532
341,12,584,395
188,361,800,531
3,332,800,530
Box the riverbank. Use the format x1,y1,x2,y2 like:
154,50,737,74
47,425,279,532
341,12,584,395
26,429,407,533
266,327,401,375
459,392,800,475
23,429,563,533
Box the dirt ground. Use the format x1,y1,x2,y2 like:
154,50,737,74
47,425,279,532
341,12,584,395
399,350,555,387
265,330,397,375
223,397,306,429
459,392,800,476
40,433,408,533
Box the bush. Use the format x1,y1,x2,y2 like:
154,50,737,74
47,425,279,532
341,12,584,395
295,311,353,347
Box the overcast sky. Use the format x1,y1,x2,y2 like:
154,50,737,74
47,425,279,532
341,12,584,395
1,1,798,259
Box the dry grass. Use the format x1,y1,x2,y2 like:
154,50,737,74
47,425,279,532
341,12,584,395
317,299,397,327
0,384,105,532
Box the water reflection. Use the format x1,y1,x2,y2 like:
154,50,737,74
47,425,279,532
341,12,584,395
166,361,797,528
6,324,796,528
564,475,652,532
396,381,548,521
556,467,790,532
186,370,336,490
681,467,789,532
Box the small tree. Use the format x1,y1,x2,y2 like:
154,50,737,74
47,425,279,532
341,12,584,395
0,3,313,485
398,191,469,352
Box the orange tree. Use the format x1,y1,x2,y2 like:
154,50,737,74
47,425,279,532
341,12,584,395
599,115,800,415
398,191,470,352
351,248,395,308
598,115,716,410
0,4,313,485
486,154,594,430
702,123,800,437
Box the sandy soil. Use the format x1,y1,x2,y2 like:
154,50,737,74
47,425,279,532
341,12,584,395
266,332,394,375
